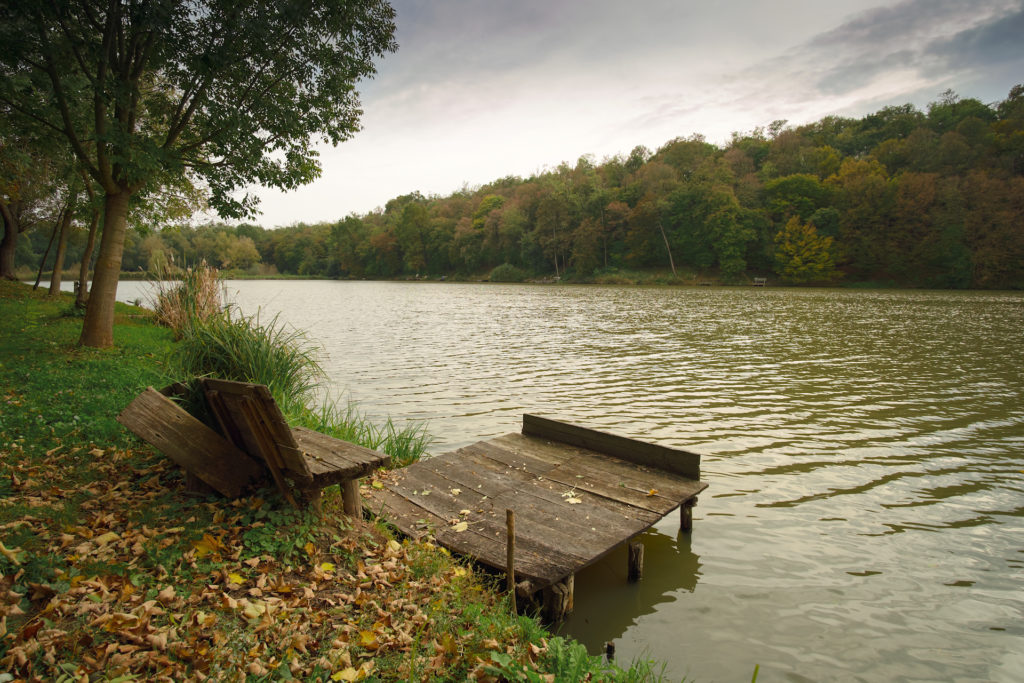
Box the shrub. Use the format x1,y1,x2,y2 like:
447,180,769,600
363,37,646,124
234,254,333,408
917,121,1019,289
489,263,527,282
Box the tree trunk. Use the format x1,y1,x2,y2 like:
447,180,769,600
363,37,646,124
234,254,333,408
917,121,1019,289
34,209,63,290
48,203,74,297
79,190,130,348
657,220,677,278
76,174,100,307
0,201,20,280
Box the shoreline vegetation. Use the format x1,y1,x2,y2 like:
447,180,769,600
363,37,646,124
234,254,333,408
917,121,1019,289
0,278,667,681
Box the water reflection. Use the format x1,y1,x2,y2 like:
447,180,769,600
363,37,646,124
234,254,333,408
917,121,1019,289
558,528,701,647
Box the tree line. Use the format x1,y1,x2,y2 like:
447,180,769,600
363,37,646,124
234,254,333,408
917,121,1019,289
110,86,1024,290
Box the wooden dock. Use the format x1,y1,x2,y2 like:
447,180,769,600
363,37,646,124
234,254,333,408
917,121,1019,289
363,414,707,618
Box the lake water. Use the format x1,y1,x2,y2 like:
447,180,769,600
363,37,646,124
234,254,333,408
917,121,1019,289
115,279,1024,682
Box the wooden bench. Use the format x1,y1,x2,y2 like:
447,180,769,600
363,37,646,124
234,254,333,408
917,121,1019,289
117,379,389,514
200,378,389,513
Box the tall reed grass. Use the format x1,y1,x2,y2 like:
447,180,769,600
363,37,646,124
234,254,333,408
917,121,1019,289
152,261,222,337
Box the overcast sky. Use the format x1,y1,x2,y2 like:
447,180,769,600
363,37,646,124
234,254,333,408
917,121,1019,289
244,0,1024,227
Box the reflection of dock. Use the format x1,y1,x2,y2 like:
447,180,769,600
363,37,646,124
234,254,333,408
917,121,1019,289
364,415,707,619
561,528,701,647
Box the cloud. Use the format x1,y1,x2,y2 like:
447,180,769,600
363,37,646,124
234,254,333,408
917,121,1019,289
796,0,1023,97
925,5,1024,71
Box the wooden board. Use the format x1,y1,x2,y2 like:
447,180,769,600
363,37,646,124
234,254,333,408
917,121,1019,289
364,419,708,594
201,378,312,482
523,414,702,480
292,426,389,486
117,388,263,498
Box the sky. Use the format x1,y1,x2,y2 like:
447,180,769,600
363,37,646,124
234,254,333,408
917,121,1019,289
243,0,1024,227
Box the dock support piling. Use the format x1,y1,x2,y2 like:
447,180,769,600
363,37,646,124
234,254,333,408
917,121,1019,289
628,541,644,582
681,497,698,532
506,509,516,612
605,641,616,662
543,574,574,621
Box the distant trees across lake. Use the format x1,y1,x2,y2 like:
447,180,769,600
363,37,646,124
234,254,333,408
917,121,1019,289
20,86,1024,289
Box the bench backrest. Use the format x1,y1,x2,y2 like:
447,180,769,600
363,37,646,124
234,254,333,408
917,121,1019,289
201,378,313,483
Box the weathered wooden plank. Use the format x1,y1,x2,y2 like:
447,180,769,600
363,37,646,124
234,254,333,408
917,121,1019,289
201,378,312,481
408,445,661,538
479,433,704,513
460,449,663,531
522,414,701,480
117,388,263,498
292,426,388,485
548,456,707,512
486,433,576,468
379,455,647,572
363,486,570,585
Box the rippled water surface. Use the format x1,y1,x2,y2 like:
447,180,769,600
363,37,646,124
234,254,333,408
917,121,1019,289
125,280,1024,681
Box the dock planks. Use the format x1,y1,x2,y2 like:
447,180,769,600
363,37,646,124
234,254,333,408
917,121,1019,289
363,415,707,595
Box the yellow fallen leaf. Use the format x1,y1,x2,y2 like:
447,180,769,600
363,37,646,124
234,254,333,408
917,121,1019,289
647,488,658,497
320,562,336,572
452,521,468,533
0,542,22,565
94,531,120,546
358,630,379,651
565,497,582,504
227,573,245,585
450,488,461,496
459,509,471,515
371,480,384,490
193,534,225,558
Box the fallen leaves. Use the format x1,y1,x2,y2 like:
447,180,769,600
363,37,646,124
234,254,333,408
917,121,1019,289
0,428,562,683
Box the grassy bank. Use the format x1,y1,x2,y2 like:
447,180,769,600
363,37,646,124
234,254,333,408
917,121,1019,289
0,281,664,681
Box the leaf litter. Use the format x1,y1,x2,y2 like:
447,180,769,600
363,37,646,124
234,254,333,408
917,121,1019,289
0,428,554,681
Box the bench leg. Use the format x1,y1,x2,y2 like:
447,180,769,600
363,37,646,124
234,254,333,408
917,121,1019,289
342,479,361,517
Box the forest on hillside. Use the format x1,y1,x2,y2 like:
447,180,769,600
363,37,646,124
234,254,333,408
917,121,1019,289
10,86,1024,289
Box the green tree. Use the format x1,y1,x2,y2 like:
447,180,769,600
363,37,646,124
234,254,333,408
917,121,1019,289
1,0,397,346
773,216,839,284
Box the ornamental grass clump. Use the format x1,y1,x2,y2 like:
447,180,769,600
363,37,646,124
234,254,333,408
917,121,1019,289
175,307,324,417
152,261,222,337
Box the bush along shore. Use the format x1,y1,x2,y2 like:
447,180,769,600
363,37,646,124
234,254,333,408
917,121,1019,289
0,279,666,682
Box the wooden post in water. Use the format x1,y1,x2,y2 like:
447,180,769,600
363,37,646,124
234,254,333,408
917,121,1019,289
543,574,574,621
628,541,645,582
681,497,698,532
506,509,516,612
